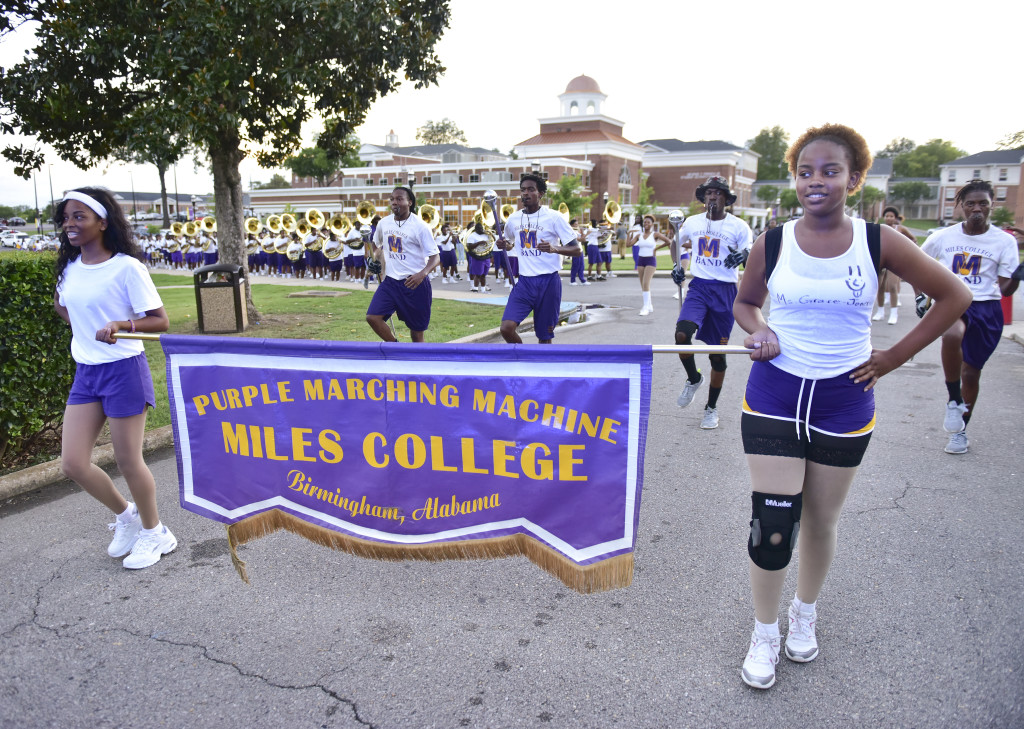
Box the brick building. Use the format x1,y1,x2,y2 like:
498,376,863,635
938,150,1024,226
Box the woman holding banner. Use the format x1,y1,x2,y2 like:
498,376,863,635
732,124,970,689
53,187,177,570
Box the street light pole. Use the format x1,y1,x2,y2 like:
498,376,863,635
129,171,138,224
47,164,56,234
173,163,180,222
32,171,40,234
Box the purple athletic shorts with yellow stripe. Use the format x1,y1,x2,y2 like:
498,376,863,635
741,360,875,468
678,277,737,346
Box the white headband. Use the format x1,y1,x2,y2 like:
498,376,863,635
62,191,108,219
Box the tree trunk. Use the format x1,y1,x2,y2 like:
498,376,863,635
157,162,170,228
210,136,260,324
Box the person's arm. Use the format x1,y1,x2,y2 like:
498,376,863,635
999,275,1019,297
653,232,674,250
97,306,170,344
627,230,640,245
53,291,70,325
405,253,440,289
896,224,916,243
733,233,779,362
849,225,972,389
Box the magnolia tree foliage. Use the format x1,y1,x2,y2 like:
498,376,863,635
0,0,450,319
546,175,597,222
416,118,467,145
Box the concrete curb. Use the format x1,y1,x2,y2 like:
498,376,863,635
0,425,175,502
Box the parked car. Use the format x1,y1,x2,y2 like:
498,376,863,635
8,216,27,226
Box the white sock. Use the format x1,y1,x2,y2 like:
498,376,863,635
139,522,163,536
117,503,137,523
642,291,652,308
755,619,780,636
793,596,816,613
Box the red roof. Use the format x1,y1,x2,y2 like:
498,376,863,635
516,130,641,148
565,75,601,94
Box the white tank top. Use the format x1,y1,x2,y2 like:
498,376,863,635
767,219,877,379
636,231,657,257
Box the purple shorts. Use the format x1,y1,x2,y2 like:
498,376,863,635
468,257,491,277
600,251,612,264
741,360,874,467
636,256,657,268
502,271,562,341
961,300,1003,370
329,259,344,272
440,249,458,268
351,255,366,268
491,249,510,276
587,245,601,264
67,352,155,418
678,277,737,346
367,275,432,333
204,252,218,266
508,257,520,277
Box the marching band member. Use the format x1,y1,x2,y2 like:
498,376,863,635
365,187,439,342
674,176,753,430
584,219,603,281
497,174,581,344
733,124,970,690
327,231,345,282
568,218,587,286
345,223,365,283
436,223,458,283
203,231,218,266
52,187,176,569
466,221,492,292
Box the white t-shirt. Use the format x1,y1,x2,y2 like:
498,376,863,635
466,232,491,258
372,214,439,280
502,207,578,277
436,232,456,252
598,227,613,252
679,212,753,283
921,223,1018,301
56,253,163,365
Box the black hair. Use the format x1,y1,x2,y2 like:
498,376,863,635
882,206,902,219
54,186,142,286
393,186,417,213
954,179,993,208
569,218,578,226
520,173,547,194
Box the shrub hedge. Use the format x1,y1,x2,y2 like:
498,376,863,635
0,251,75,465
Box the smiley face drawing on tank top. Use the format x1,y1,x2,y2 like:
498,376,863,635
844,265,867,298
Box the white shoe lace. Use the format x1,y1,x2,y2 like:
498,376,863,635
788,608,815,645
745,633,780,675
130,531,161,555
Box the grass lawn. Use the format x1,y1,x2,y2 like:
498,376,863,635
142,278,501,430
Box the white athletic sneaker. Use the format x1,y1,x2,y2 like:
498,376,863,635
676,372,704,408
504,280,511,288
470,286,478,292
672,291,680,300
887,309,898,325
638,306,650,316
741,628,781,689
944,430,969,455
583,280,592,286
570,281,580,286
123,525,177,569
943,400,968,433
700,407,719,429
785,600,819,662
107,506,142,558
872,309,885,322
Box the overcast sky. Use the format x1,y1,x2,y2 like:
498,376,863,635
2,0,1022,208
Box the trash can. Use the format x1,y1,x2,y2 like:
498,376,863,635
194,264,248,333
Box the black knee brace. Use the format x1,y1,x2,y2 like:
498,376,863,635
675,319,698,342
709,353,727,372
748,491,802,571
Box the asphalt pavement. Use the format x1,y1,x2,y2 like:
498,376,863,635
2,271,1022,728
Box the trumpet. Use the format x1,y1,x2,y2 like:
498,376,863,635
245,217,262,235
355,201,376,226
305,208,325,229
419,203,441,230
201,216,217,233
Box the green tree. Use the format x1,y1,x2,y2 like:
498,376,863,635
847,185,885,215
747,126,790,180
876,137,916,158
284,147,335,187
889,181,932,217
253,174,292,190
416,118,467,145
997,130,1024,150
892,139,965,178
1,0,450,322
547,174,597,221
115,107,189,228
756,185,780,204
779,188,800,215
990,207,1014,226
631,174,662,216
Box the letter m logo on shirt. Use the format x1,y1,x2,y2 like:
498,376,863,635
519,230,538,249
698,236,720,258
952,252,981,276
387,235,403,254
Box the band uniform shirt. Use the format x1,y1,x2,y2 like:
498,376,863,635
503,207,577,277
921,223,1018,301
372,213,439,280
680,212,753,283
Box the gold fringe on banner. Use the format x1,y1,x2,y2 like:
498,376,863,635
225,509,633,594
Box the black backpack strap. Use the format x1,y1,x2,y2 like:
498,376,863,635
764,226,783,283
866,222,882,273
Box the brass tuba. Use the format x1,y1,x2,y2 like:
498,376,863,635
355,201,376,226
322,237,343,260
266,214,282,234
418,203,441,230
201,216,217,233
286,240,304,261
171,221,185,237
245,237,259,255
328,213,350,236
466,212,494,260
281,212,297,233
557,202,570,222
245,217,262,235
501,203,516,224
603,200,622,226
184,220,199,238
260,234,276,253
305,208,325,229
296,220,311,238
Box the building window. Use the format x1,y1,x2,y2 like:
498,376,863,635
945,188,955,200
619,165,631,185
947,169,956,182
621,189,631,206
422,176,431,184
469,174,480,183
998,168,1008,181
944,206,954,218
996,187,1007,201
570,101,578,115
394,176,403,185
972,169,980,179
365,178,374,186
458,175,464,183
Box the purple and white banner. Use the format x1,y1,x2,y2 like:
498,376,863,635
163,336,652,579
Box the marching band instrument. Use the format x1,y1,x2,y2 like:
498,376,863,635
557,202,570,222
483,189,516,287
668,209,686,309
201,216,217,233
286,240,304,262
603,200,622,226
245,217,262,235
418,203,441,230
180,239,192,253
501,203,516,223
166,238,180,253
245,238,259,254
328,213,351,235
275,235,290,255
201,235,213,252
266,214,283,234
171,221,185,237
322,237,343,260
184,220,199,238
296,220,311,238
355,201,376,226
260,234,276,253
305,208,325,229
281,213,297,233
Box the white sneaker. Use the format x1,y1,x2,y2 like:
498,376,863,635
470,286,478,292
944,430,969,455
638,306,650,316
123,525,177,569
887,309,898,325
700,407,719,429
943,400,968,433
504,280,511,288
570,281,580,286
672,291,680,300
872,309,885,322
583,280,592,286
741,628,781,689
785,600,819,662
677,372,704,408
609,272,617,278
482,286,492,292
107,506,142,558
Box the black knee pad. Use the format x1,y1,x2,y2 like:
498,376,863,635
675,319,698,342
709,354,727,372
748,491,802,571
